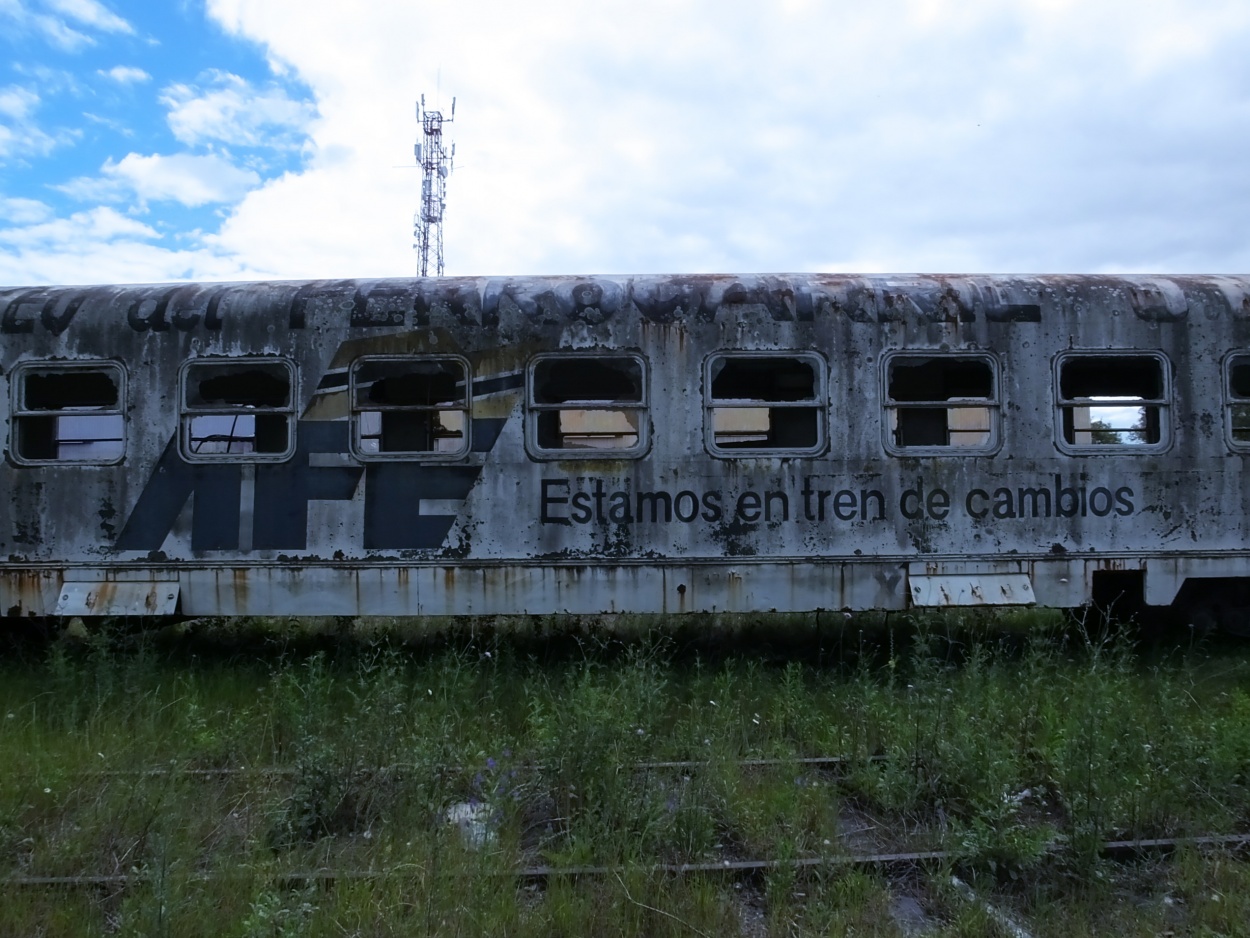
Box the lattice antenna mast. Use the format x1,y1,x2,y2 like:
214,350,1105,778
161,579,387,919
413,94,456,277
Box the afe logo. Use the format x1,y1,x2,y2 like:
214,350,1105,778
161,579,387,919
116,419,505,553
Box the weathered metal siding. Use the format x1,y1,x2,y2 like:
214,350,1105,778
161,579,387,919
1,274,1248,615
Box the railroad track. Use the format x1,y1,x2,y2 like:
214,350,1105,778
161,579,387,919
4,833,1249,889
10,749,1248,938
39,754,878,780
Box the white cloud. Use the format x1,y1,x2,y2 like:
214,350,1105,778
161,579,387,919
44,0,131,35
110,152,261,206
10,64,81,95
0,196,53,224
1,1,87,50
0,206,266,285
13,0,1250,284
58,152,262,206
160,70,315,149
0,205,157,248
82,111,134,135
0,0,131,51
98,65,150,84
0,86,38,122
30,15,92,50
177,0,1250,279
51,171,123,202
0,85,65,160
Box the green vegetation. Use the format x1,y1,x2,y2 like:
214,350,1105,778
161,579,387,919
0,612,1248,935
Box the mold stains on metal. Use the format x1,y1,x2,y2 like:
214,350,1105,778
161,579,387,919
98,500,117,539
0,273,1247,620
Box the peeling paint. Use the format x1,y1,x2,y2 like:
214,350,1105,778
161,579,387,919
0,274,1247,617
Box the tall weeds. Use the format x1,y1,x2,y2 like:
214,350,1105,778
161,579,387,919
0,616,1247,934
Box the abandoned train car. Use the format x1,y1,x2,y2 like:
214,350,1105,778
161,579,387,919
1,273,1248,627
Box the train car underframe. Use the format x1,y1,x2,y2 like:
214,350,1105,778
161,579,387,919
2,554,1248,634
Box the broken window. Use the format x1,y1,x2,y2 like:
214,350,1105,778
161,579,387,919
1228,354,1250,447
885,354,998,452
351,356,470,457
1056,353,1168,449
181,359,296,460
527,354,648,456
12,362,125,463
705,353,824,454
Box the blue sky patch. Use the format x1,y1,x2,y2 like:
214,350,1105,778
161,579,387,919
1,0,315,258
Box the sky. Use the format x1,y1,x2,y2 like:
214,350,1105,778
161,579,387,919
2,0,1249,286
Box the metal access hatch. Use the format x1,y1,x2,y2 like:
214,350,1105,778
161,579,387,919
908,572,1035,607
53,580,180,616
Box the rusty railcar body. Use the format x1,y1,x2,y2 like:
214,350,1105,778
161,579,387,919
1,274,1249,625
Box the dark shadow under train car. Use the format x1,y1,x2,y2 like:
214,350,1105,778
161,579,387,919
1,274,1249,631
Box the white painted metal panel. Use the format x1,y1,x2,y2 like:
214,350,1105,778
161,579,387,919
54,580,180,616
908,573,1035,607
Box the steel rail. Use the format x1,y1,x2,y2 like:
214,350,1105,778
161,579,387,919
21,754,883,781
5,834,1249,889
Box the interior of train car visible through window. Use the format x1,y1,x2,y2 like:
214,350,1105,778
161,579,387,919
351,357,470,457
180,359,295,460
1228,354,1250,447
527,354,648,456
12,362,125,463
1056,353,1167,449
705,353,824,455
884,355,997,452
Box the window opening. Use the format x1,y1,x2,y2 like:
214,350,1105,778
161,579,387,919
13,364,125,462
528,355,647,454
706,354,823,453
1057,354,1166,447
351,357,469,456
181,360,295,459
886,356,997,450
1229,355,1250,445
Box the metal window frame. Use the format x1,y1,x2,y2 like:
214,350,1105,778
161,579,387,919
9,359,128,466
1224,351,1250,452
179,357,297,463
703,350,827,459
1053,349,1172,455
525,351,650,460
880,351,1002,457
348,354,472,461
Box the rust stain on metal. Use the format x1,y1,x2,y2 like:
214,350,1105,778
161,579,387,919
0,273,1247,623
231,569,249,609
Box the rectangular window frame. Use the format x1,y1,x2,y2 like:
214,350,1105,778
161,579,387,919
1225,352,1250,452
1053,350,1171,455
10,360,127,466
349,354,472,461
179,357,297,463
881,352,1001,456
526,352,650,460
703,351,827,458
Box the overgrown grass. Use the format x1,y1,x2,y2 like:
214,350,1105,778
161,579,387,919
0,611,1248,934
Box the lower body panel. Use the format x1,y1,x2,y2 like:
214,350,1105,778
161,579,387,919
3,554,1247,617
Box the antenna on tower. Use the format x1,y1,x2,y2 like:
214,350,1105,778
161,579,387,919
413,94,456,277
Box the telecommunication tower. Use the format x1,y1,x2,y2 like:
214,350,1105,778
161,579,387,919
413,95,455,277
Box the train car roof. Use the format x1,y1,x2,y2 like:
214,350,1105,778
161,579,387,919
3,273,1248,333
